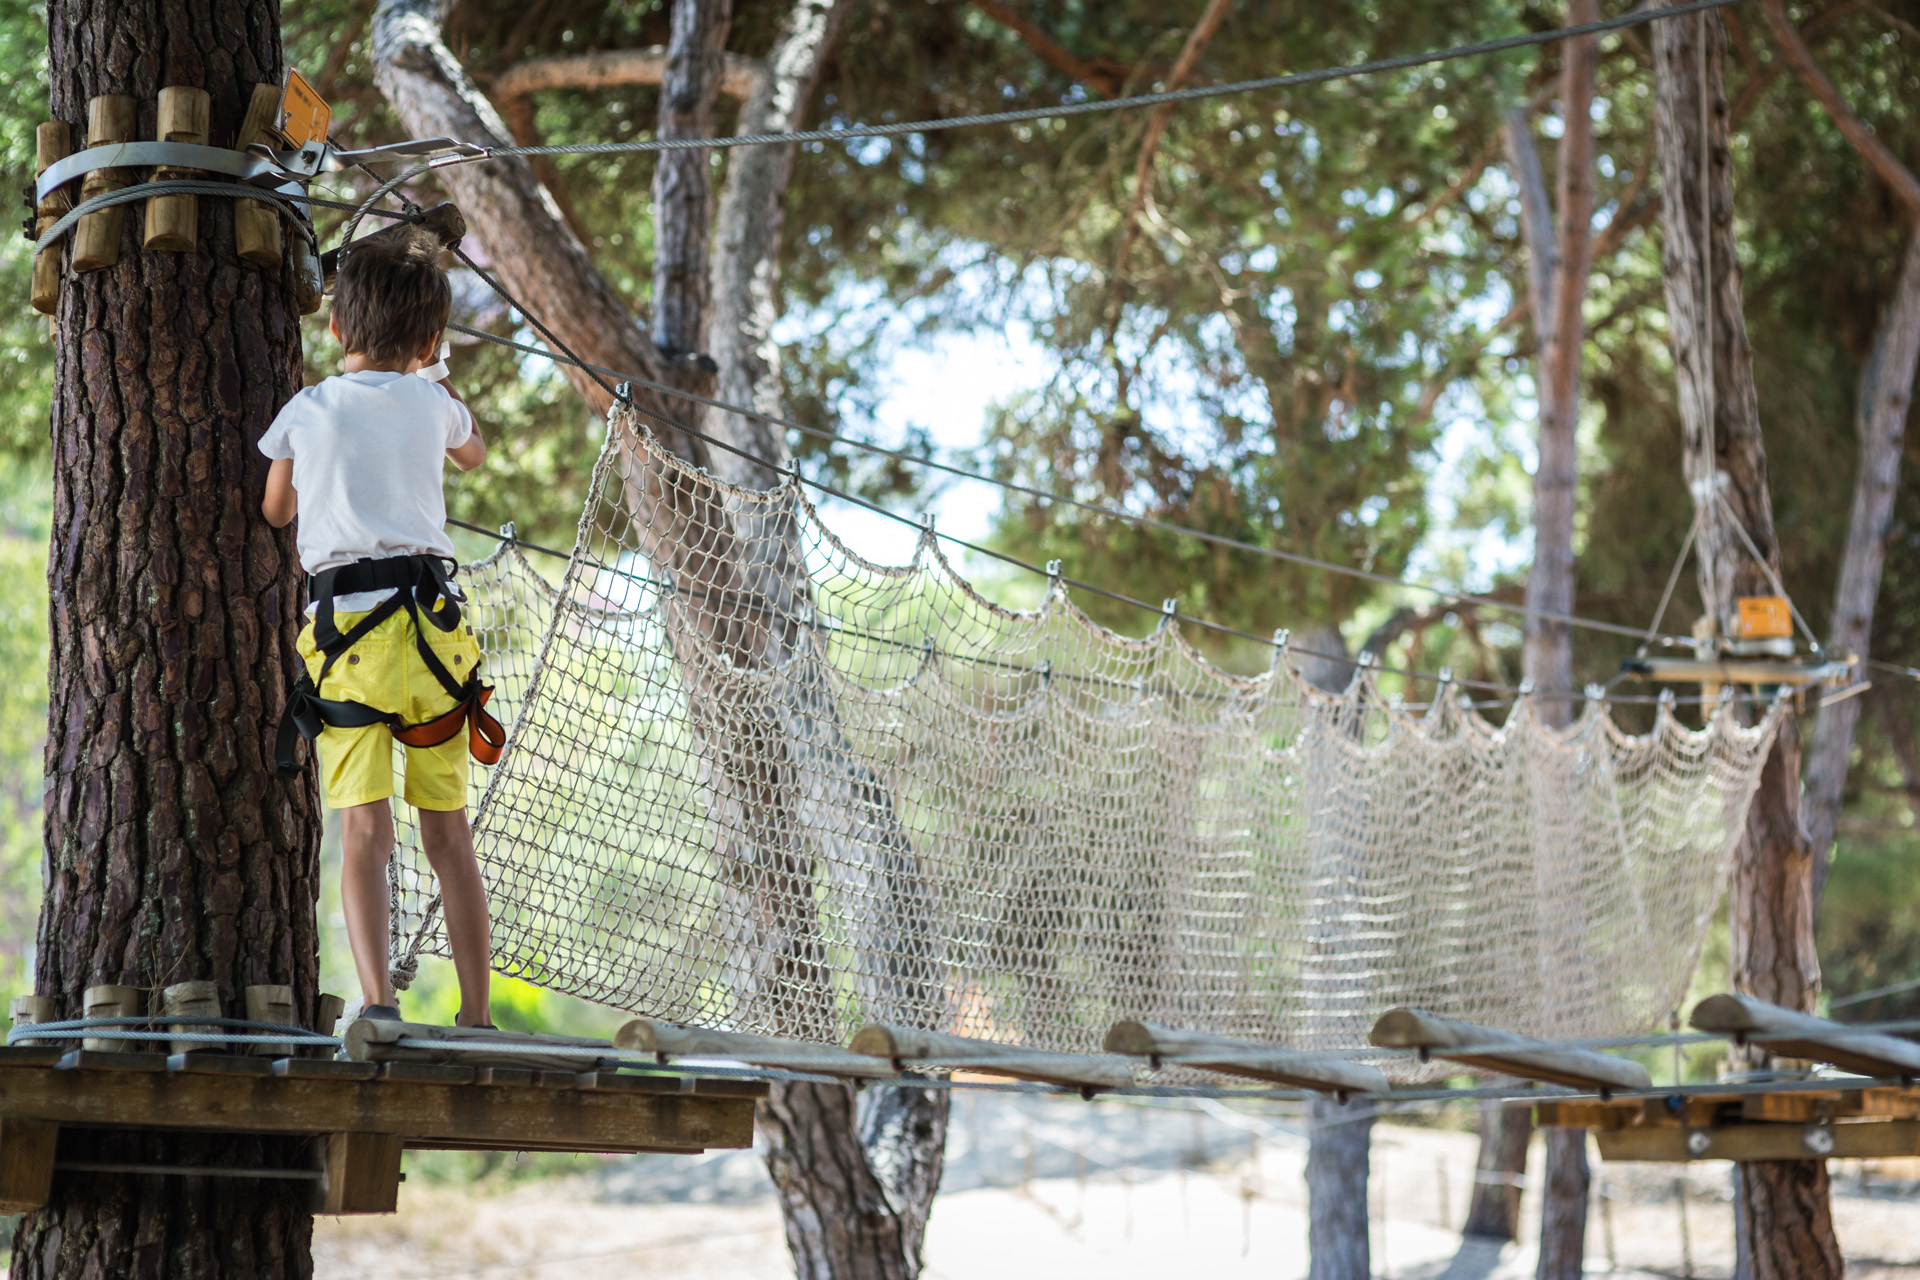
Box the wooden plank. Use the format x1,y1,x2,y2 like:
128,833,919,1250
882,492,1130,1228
0,1060,758,1153
1368,1008,1651,1092
169,1054,273,1078
1599,1120,1920,1163
321,1132,403,1214
0,1048,65,1069
1741,1090,1844,1124
0,1118,58,1213
1536,1101,1635,1130
616,1018,896,1079
849,1025,1136,1091
379,1063,476,1086
273,1059,378,1081
344,1018,614,1073
1103,1020,1389,1094
58,1050,169,1073
473,1068,534,1087
1690,993,1920,1080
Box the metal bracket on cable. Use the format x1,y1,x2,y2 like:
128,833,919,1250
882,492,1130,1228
33,138,486,206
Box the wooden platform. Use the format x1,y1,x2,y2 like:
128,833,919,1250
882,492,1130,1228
0,1044,762,1213
1537,1084,1920,1162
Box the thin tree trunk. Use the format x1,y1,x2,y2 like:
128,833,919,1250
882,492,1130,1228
1806,231,1920,906
1652,8,1841,1276
651,0,732,380
1463,1100,1532,1239
12,2,321,1276
1291,622,1373,1276
1306,1098,1372,1280
1529,10,1598,1276
708,0,849,489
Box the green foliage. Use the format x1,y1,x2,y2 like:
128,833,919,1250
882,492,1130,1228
0,460,50,1000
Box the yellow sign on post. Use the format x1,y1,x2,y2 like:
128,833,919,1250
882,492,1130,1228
1736,596,1793,640
275,69,332,150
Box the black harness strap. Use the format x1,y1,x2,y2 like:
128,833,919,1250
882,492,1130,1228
274,554,502,778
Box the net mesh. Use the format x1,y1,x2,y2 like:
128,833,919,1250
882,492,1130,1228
388,407,1780,1065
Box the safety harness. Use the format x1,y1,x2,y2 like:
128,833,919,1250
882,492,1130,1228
274,554,506,779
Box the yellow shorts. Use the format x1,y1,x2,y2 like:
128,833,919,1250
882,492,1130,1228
296,606,484,813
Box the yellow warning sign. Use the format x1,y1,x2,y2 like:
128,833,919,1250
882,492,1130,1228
1736,596,1793,640
276,69,332,149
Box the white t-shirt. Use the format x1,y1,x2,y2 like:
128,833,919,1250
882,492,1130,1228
258,371,475,612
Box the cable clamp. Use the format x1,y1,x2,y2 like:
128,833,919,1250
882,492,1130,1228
1046,559,1062,580
1271,628,1290,650
499,521,517,543
1161,598,1178,617
615,382,633,404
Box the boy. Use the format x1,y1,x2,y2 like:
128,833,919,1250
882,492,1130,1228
261,230,496,1028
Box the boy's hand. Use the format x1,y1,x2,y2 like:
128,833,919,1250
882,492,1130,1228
262,457,297,527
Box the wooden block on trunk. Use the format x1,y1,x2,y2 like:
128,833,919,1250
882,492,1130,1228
1368,1008,1651,1094
848,1024,1135,1092
73,96,136,272
143,86,210,251
1103,1019,1389,1094
0,1118,58,1213
321,1131,404,1214
160,980,221,1055
81,984,145,1052
245,984,297,1057
32,123,71,314
315,994,347,1041
234,83,284,268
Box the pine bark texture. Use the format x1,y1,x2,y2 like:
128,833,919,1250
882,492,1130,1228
1652,8,1840,1276
651,0,731,364
13,1,319,1277
1305,1098,1372,1280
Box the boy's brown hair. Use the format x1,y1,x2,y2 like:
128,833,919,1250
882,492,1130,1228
332,229,452,366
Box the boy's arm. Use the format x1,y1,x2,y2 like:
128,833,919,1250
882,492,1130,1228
262,457,297,527
442,380,487,471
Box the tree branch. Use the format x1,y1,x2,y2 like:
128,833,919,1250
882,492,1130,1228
1761,0,1920,220
965,0,1131,97
1105,0,1236,338
492,46,768,102
1729,0,1866,126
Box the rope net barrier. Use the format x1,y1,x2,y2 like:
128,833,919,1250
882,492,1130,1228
387,406,1780,1077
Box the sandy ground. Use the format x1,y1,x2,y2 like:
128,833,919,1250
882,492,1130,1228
307,1092,1920,1280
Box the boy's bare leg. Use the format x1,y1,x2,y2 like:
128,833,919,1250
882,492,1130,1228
339,799,397,1010
418,806,493,1027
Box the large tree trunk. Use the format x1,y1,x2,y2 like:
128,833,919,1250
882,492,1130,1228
12,2,321,1277
1757,0,1920,910
1512,7,1599,1275
375,6,950,1276
1652,7,1840,1275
